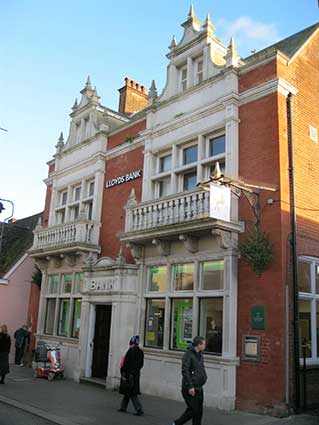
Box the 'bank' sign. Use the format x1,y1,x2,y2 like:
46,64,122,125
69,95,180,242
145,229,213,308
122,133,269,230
106,169,142,188
89,278,116,292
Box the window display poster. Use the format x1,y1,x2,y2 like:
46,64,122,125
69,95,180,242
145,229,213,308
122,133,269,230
176,301,193,349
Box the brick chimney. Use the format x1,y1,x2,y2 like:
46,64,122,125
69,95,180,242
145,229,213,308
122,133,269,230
118,77,148,115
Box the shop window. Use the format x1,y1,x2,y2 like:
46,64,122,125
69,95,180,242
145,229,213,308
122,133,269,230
58,299,71,337
44,299,56,335
159,177,171,197
183,145,197,165
72,299,81,338
173,263,194,291
145,299,165,348
148,266,167,292
47,275,59,294
183,171,197,191
201,260,224,290
159,154,172,173
74,272,84,293
62,274,72,294
171,299,193,349
199,298,223,355
299,299,312,358
209,135,225,157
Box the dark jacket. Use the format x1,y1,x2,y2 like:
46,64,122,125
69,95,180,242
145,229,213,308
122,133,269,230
121,346,144,396
0,333,11,353
14,328,29,349
181,345,207,390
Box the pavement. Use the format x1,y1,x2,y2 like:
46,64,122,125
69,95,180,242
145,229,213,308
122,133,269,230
0,365,317,425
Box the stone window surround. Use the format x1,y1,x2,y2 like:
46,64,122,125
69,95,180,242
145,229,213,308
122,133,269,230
42,271,83,340
140,252,237,360
152,130,226,199
55,177,96,225
298,256,319,365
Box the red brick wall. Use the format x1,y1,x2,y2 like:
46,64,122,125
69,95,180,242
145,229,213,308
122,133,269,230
239,60,277,92
108,119,146,150
118,78,147,115
99,145,144,262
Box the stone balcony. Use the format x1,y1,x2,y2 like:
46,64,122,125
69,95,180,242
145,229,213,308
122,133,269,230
29,219,101,258
119,189,244,255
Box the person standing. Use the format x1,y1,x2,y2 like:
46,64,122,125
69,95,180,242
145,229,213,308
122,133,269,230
172,336,207,425
118,335,144,416
14,325,30,366
0,324,11,384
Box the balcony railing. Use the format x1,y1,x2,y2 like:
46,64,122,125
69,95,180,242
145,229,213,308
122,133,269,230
31,220,99,252
125,190,210,233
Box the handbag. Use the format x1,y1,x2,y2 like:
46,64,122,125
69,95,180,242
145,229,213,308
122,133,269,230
119,374,130,395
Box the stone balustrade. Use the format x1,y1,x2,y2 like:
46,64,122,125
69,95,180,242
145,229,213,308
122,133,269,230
125,190,210,233
31,220,99,251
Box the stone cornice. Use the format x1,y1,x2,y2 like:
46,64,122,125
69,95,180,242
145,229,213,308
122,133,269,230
239,77,298,106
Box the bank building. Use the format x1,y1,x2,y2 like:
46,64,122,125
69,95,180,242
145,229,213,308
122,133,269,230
30,8,319,414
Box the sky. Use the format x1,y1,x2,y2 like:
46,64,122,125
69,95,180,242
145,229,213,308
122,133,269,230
0,0,318,220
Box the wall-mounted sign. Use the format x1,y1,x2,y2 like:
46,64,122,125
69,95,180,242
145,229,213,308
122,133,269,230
89,277,116,292
251,305,265,330
209,183,231,222
105,169,142,188
242,335,261,361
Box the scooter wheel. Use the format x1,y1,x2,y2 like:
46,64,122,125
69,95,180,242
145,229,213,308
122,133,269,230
48,372,54,381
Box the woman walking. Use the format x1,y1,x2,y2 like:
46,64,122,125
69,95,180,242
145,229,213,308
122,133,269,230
0,324,11,384
118,335,144,416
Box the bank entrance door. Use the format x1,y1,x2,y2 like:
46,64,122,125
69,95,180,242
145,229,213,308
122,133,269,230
91,305,112,379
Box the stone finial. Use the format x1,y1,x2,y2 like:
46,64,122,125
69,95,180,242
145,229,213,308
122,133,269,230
211,161,223,179
116,244,126,265
169,35,177,50
203,13,215,33
188,4,195,18
126,188,138,208
86,75,92,88
72,98,78,110
148,80,158,106
225,36,241,67
55,131,64,155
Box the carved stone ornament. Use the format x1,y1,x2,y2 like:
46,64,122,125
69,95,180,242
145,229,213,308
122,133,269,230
63,254,77,267
126,242,143,259
152,239,170,256
211,229,235,250
34,258,49,271
116,245,126,266
179,234,198,253
46,255,62,269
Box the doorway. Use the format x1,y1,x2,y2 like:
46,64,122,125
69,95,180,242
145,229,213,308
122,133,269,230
91,305,112,379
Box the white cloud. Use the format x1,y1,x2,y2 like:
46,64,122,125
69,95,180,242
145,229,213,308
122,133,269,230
217,16,281,57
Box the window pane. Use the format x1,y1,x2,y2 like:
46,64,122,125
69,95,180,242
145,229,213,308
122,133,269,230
316,264,319,294
299,299,312,358
61,191,68,206
202,261,224,290
74,186,81,201
159,177,170,197
174,263,194,291
44,299,56,335
58,299,70,336
298,261,311,292
75,272,84,293
73,205,79,220
89,181,95,197
172,299,193,349
183,145,197,165
72,299,82,338
149,266,167,292
209,135,225,157
200,298,223,355
145,299,165,348
160,155,172,173
183,172,197,191
48,275,59,294
62,274,72,293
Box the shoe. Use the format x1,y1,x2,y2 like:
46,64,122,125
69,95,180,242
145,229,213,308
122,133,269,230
134,410,144,416
0,382,4,384
117,408,126,413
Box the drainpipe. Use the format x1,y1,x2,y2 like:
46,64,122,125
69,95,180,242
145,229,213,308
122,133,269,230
287,92,300,412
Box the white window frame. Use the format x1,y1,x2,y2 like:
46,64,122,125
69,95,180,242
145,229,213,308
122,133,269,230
180,66,187,92
298,256,319,364
195,58,203,84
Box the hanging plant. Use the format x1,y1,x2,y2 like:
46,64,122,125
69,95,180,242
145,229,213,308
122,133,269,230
32,266,42,287
239,227,273,276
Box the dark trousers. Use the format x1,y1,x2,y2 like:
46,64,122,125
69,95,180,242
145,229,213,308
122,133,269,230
120,394,143,413
0,374,6,383
15,347,24,365
174,388,204,425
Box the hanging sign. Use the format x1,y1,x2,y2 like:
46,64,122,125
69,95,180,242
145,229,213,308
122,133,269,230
105,169,142,188
209,183,231,222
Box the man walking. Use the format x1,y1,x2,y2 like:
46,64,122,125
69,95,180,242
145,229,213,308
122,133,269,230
172,336,207,425
14,325,30,366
